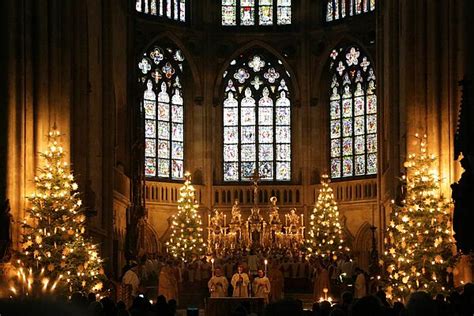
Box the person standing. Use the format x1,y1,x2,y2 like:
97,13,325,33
208,267,229,298
158,261,179,302
313,260,330,301
268,262,284,302
201,258,211,288
231,264,250,297
122,262,141,298
253,269,271,304
354,268,367,299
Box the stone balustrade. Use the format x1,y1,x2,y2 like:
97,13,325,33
212,185,303,207
314,178,377,204
145,177,377,207
145,181,203,204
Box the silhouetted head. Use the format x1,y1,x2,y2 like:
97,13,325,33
350,295,383,316
405,291,437,316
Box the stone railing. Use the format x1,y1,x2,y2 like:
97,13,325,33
212,185,303,207
145,181,203,205
311,178,377,203
145,178,377,206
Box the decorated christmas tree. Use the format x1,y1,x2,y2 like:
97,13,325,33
13,128,104,295
382,134,456,300
306,174,349,261
166,172,205,263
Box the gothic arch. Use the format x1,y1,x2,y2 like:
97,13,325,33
140,31,203,102
312,35,375,103
137,217,161,255
311,36,378,178
214,40,300,107
353,221,373,271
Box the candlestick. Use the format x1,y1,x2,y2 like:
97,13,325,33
301,213,304,227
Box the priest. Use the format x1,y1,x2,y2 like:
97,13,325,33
231,264,250,297
208,267,229,298
253,269,271,304
269,262,284,302
158,260,179,302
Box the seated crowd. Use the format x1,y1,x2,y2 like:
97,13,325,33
1,283,474,316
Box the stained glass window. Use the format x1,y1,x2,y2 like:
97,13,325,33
328,45,377,179
139,44,186,179
135,0,186,22
222,0,292,26
223,52,292,182
326,0,375,22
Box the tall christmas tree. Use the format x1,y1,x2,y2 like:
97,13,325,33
14,128,104,295
382,134,456,300
166,172,205,263
306,174,349,261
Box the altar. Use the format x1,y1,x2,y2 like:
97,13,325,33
206,170,305,258
205,297,265,316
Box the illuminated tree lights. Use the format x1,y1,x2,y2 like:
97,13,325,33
166,172,205,263
12,128,104,296
382,134,457,300
306,174,350,261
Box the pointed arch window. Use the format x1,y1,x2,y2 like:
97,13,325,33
136,0,187,22
326,0,375,22
138,45,185,179
222,0,292,26
328,45,377,179
222,52,292,182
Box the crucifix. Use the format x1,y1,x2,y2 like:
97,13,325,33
249,169,261,206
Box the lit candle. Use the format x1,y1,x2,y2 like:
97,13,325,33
224,214,227,226
264,259,268,275
211,258,215,274
301,214,304,227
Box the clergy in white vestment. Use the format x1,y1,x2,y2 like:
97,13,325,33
354,268,367,298
208,267,229,298
231,264,250,298
158,261,179,302
122,263,140,297
253,269,271,304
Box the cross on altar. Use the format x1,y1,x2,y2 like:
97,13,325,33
248,169,261,205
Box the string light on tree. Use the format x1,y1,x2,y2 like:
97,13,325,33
381,134,456,300
306,174,350,261
166,172,205,263
12,127,105,296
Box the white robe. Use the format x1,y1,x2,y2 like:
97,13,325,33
231,273,250,297
122,269,140,297
354,273,367,298
208,275,229,298
253,276,271,303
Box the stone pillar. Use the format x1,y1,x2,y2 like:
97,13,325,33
378,0,468,206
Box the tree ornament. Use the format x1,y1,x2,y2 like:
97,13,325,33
13,127,105,296
165,172,205,263
305,174,350,261
382,135,457,300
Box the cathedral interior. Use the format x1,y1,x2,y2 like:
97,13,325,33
1,0,474,309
